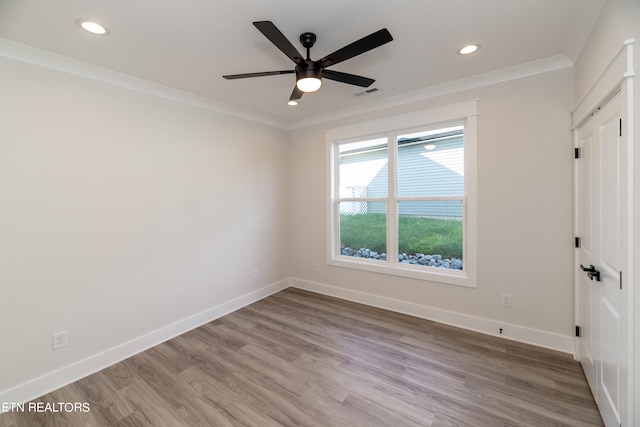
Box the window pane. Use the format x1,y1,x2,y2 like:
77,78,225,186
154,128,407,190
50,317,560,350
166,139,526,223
339,138,388,198
397,200,463,269
397,127,464,197
339,204,386,261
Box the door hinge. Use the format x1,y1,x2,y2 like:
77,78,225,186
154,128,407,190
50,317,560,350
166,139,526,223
574,147,581,159
574,237,581,248
575,326,581,337
619,118,622,137
620,271,622,290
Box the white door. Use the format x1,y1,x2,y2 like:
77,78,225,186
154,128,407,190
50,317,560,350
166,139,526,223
576,92,625,427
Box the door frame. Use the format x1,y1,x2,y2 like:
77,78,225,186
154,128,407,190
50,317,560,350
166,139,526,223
572,39,635,426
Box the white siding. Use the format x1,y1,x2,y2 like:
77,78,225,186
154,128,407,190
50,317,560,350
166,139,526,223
341,135,464,218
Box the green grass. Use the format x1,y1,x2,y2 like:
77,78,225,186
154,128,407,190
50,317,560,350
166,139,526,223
340,213,463,260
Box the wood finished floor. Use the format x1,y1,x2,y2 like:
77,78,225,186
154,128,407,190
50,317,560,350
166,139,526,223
2,288,603,427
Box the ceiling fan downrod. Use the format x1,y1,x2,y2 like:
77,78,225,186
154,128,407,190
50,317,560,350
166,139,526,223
300,32,316,61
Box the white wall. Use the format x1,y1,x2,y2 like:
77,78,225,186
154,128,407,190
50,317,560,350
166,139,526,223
289,67,576,351
0,56,290,400
574,0,639,101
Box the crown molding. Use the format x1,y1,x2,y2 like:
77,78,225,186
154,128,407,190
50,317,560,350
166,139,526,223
0,38,288,130
286,54,573,130
0,38,572,132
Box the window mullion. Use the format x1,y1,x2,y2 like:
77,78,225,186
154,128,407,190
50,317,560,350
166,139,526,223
387,133,398,265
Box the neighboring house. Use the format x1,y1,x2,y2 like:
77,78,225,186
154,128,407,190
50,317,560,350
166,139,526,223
339,128,464,219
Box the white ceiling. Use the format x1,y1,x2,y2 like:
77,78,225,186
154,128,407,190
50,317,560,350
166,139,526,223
0,0,606,127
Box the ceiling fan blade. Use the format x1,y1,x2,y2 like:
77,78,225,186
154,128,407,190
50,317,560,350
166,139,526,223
318,28,393,69
223,70,294,80
322,69,375,87
290,86,303,101
253,21,306,66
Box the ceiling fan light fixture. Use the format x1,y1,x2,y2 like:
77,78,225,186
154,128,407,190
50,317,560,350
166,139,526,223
295,64,322,92
296,76,322,92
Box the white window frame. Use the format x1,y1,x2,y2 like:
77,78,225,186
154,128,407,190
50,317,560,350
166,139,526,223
326,100,478,287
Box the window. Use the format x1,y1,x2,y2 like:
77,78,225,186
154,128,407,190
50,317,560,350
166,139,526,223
327,101,477,287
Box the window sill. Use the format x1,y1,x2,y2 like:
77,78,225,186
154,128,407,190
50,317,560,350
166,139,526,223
328,255,477,288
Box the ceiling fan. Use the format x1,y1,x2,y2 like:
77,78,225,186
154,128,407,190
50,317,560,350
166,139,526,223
223,21,393,104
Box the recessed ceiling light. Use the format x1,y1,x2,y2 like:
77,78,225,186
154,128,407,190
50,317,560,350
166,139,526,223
458,44,479,55
78,20,109,35
288,100,299,106
424,144,437,150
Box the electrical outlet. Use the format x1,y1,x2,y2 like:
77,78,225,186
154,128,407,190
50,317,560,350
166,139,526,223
253,269,260,279
52,331,67,350
501,293,512,307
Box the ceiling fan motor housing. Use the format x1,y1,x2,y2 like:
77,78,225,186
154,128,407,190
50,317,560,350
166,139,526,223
296,61,322,80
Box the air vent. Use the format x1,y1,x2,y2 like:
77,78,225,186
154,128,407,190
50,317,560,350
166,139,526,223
354,88,379,97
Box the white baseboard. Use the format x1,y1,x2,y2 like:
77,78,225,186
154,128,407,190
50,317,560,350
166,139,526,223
0,279,290,408
290,277,575,355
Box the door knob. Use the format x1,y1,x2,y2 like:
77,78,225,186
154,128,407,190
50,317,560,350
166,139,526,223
580,264,601,282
